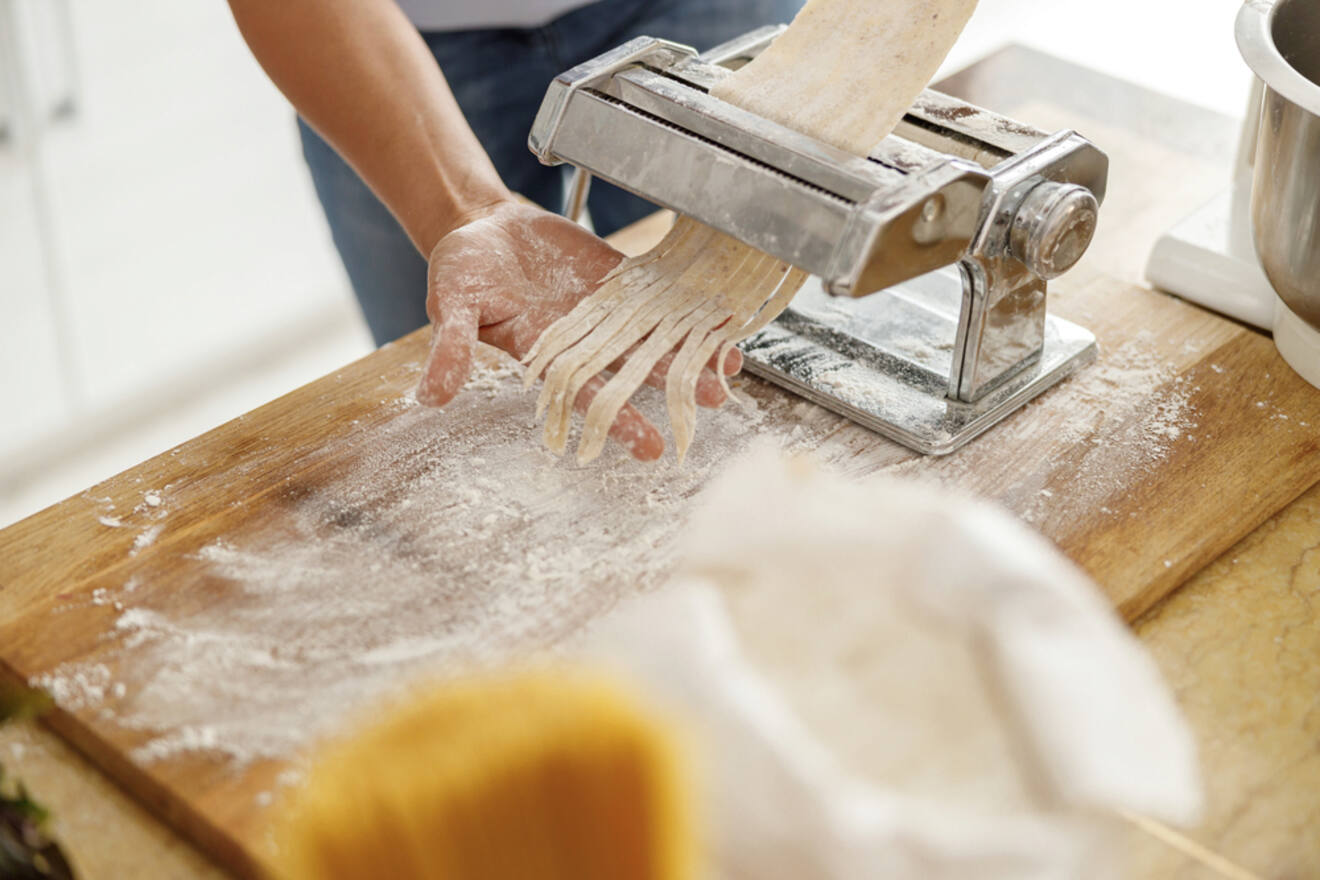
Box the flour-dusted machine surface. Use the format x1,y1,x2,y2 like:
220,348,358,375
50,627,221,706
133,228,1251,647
528,26,1109,454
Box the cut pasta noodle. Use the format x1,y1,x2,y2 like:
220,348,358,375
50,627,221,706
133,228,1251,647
524,0,980,462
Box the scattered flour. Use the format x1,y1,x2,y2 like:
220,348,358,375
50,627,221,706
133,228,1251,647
36,361,776,766
29,334,1204,768
131,725,221,764
897,332,1199,527
130,524,164,557
34,663,111,712
89,487,173,559
461,360,523,399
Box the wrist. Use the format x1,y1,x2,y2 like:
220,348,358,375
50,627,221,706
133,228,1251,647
416,183,516,257
448,190,518,234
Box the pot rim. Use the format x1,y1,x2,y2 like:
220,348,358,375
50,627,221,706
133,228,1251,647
1237,0,1320,117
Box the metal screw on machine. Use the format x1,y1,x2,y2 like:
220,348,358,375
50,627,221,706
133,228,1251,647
1009,182,1099,280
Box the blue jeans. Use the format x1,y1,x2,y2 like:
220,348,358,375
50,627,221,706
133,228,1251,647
300,0,803,346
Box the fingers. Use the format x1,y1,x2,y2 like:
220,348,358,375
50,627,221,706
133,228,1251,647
575,375,664,462
426,307,664,461
416,304,478,407
694,369,730,407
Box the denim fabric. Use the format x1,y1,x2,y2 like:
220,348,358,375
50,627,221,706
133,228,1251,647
299,0,804,346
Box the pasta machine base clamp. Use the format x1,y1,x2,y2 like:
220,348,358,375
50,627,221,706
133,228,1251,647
528,26,1109,455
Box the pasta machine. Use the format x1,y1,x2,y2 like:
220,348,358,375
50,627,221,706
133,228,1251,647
528,26,1109,454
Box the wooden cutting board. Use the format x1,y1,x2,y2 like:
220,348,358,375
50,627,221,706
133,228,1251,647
2,50,1319,878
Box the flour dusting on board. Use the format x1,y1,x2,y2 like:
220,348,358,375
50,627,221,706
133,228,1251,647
35,358,773,766
31,331,1197,766
897,331,1198,526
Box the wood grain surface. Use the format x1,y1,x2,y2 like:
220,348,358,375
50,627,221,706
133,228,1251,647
2,50,1319,878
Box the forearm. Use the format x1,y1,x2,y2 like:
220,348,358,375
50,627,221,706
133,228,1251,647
227,0,512,255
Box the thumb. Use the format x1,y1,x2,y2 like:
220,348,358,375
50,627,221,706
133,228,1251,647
416,304,478,406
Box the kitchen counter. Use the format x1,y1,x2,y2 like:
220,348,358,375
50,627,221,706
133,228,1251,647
2,47,1317,878
1132,486,1320,877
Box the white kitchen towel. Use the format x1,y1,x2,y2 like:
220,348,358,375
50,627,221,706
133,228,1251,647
579,443,1202,879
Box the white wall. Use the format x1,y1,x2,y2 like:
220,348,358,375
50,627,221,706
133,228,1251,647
947,0,1249,119
0,0,371,525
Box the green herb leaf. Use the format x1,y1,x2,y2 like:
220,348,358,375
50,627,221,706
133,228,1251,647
0,683,52,725
0,683,76,877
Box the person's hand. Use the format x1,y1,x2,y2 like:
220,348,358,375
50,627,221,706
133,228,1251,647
416,200,743,461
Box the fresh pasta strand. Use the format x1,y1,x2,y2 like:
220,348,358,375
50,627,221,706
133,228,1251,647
522,222,709,389
668,266,809,463
712,264,803,401
533,226,712,430
523,0,980,462
574,299,725,463
575,246,788,464
539,223,736,453
659,255,785,458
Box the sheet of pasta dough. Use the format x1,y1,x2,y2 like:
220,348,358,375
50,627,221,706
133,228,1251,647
713,0,981,155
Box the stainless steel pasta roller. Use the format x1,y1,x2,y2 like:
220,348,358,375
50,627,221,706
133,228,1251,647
528,26,1109,454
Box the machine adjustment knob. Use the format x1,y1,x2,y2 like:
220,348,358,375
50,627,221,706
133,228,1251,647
1009,181,1099,280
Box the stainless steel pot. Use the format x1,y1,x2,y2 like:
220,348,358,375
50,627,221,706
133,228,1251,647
1237,0,1320,373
